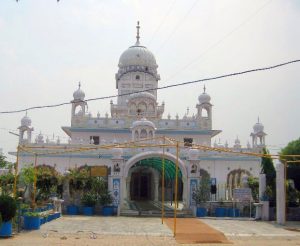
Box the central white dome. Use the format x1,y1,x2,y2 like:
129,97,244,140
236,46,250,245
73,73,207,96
118,45,157,69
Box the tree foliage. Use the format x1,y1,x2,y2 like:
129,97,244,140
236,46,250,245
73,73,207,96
280,137,300,164
193,176,210,204
247,176,259,201
280,138,300,193
0,154,8,169
261,148,276,203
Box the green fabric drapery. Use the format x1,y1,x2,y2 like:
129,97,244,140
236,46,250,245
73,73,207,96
133,157,182,180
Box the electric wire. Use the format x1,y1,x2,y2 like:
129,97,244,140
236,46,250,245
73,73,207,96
148,0,177,45
0,59,299,115
164,0,273,82
155,0,199,52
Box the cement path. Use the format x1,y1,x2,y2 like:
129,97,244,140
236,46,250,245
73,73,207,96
1,216,300,245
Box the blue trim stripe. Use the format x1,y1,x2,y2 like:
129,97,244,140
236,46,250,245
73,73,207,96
66,127,221,135
18,152,259,162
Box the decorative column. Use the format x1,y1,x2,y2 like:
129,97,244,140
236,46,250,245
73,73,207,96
126,177,131,201
154,179,159,201
276,162,285,225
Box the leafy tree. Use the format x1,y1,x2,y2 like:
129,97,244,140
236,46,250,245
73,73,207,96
261,148,276,181
280,138,300,190
247,176,259,201
19,164,35,200
0,154,8,169
193,176,210,205
261,148,276,203
280,137,300,164
0,173,14,195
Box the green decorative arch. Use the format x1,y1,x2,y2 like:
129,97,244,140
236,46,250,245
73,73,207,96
132,157,182,180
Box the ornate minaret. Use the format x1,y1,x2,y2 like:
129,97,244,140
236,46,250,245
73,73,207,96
250,117,267,148
18,112,34,144
196,85,212,129
71,82,88,126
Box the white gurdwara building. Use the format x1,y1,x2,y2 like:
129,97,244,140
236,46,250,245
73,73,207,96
11,23,267,211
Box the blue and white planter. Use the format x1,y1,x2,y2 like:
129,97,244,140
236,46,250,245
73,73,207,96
0,221,12,237
83,207,94,216
102,206,114,216
24,216,40,230
67,205,79,215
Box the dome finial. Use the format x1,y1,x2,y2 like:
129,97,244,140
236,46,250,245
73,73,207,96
136,21,140,45
258,116,260,123
78,81,81,89
203,84,206,93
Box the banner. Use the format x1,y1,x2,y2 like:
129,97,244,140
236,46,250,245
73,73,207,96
190,179,198,206
112,178,120,205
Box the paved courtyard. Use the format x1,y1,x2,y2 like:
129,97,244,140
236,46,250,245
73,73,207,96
1,216,300,245
40,216,173,236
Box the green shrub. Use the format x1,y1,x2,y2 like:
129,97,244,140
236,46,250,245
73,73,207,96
0,195,17,222
193,176,210,205
99,190,113,206
23,211,40,217
81,192,97,207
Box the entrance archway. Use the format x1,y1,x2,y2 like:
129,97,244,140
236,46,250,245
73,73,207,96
123,151,188,208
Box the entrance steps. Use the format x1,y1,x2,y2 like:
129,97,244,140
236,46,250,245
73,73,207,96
120,200,194,218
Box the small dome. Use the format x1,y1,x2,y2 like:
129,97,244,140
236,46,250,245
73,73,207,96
198,85,211,104
235,137,241,145
111,147,123,159
73,82,85,100
37,132,44,143
132,117,155,129
129,92,156,101
188,148,199,160
21,114,31,127
253,120,264,133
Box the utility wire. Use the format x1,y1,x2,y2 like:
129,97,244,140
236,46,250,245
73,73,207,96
164,0,273,82
0,59,299,115
148,0,177,45
156,0,199,52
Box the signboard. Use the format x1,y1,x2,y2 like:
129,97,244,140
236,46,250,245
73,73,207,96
210,178,216,186
190,179,198,206
233,188,253,201
112,178,120,205
90,166,108,177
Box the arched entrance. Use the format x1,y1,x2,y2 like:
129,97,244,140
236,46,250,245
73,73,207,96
128,158,183,202
123,151,188,209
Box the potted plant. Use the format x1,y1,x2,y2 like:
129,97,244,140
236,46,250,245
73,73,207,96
0,195,17,237
23,211,41,230
81,192,97,216
99,190,114,216
215,198,227,217
193,177,210,217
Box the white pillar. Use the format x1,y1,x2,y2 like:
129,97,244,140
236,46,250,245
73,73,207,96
126,177,131,201
154,179,159,201
259,173,266,200
276,162,286,225
183,178,188,208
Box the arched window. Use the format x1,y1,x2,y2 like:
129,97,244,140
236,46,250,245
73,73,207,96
138,102,147,114
130,103,137,114
134,130,139,140
148,103,155,113
140,129,147,138
136,75,140,80
202,108,208,117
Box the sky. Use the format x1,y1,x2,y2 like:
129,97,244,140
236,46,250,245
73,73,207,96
0,0,299,162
